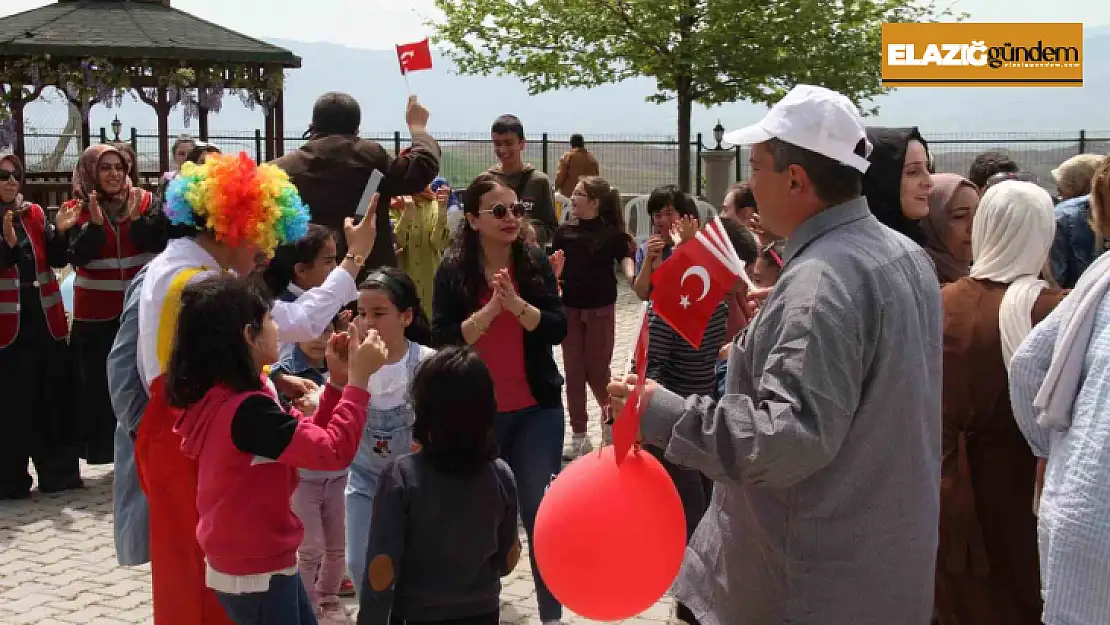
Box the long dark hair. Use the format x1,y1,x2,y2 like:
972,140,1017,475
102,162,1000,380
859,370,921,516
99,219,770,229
577,176,633,254
359,267,432,346
166,274,271,408
262,224,337,296
442,173,545,313
411,346,499,476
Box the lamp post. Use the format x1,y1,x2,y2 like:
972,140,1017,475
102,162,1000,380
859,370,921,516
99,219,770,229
701,119,735,209
111,115,122,142
713,120,725,151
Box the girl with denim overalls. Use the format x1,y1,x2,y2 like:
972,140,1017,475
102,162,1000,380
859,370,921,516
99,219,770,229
345,267,434,597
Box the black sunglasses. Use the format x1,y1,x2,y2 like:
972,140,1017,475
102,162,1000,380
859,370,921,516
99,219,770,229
479,202,526,219
0,169,17,182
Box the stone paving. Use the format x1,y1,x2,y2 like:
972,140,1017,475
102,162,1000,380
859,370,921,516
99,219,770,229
0,284,676,625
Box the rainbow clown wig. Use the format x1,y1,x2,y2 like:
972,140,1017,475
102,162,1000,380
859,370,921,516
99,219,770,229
164,152,310,256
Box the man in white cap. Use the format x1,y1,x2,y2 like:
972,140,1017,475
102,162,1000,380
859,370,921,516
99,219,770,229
610,84,942,625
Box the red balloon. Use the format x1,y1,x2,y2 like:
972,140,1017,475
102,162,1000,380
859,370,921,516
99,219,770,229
533,446,686,621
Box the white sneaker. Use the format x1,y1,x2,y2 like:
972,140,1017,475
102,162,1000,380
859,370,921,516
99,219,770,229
562,433,593,460
318,600,351,625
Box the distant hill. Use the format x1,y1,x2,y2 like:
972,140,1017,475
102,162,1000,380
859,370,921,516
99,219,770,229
22,27,1110,137
16,28,1110,192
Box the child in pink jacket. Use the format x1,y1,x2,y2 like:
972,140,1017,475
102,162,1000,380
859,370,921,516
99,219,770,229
167,274,388,625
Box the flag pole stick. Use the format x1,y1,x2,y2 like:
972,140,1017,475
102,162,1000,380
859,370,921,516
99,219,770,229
402,72,412,96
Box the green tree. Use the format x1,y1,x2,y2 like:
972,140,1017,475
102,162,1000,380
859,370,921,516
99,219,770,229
431,0,956,192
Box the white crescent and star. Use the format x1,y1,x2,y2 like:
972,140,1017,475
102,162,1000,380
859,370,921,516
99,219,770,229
679,265,711,309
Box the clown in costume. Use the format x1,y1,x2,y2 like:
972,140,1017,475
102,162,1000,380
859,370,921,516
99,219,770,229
132,153,318,625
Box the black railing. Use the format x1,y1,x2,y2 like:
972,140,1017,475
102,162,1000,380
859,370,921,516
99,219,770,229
18,128,1110,196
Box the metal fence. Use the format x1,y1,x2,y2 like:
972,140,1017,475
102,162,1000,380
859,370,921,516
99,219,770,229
19,128,1110,196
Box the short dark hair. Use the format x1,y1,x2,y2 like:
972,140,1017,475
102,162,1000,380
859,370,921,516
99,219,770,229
186,142,220,165
765,138,864,205
647,184,695,217
968,151,1019,189
570,134,585,149
165,275,272,408
311,92,361,136
719,217,759,264
728,182,757,212
411,346,499,476
491,114,525,140
262,224,337,296
359,266,433,346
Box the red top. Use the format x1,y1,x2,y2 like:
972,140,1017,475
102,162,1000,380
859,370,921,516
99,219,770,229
475,282,537,413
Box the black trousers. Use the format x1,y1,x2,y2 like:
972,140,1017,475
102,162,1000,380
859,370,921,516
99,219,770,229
0,289,80,496
71,317,121,464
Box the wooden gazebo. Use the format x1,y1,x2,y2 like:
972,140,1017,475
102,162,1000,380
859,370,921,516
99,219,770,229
0,0,300,180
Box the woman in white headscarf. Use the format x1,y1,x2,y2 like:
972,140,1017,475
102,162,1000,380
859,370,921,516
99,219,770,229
1009,160,1110,625
935,180,1064,625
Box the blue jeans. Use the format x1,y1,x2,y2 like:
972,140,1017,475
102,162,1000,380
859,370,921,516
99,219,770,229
495,404,565,622
346,403,415,597
215,573,317,625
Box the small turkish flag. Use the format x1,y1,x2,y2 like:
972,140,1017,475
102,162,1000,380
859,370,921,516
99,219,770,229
613,310,649,465
650,237,739,350
396,39,433,75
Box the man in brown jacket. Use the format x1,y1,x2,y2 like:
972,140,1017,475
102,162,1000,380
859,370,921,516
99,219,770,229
554,134,600,197
273,92,441,269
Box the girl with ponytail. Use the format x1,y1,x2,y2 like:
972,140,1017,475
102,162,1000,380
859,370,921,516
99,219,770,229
344,266,435,599
552,176,636,459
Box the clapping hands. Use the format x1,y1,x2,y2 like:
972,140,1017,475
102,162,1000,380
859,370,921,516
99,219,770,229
669,215,699,247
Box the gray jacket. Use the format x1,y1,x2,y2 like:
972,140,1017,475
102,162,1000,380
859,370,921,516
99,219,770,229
108,265,150,566
641,197,942,625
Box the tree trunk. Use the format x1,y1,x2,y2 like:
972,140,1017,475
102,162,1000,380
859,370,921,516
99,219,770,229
676,87,693,193
38,103,81,171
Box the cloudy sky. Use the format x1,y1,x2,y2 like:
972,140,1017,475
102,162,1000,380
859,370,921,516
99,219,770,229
3,0,1108,50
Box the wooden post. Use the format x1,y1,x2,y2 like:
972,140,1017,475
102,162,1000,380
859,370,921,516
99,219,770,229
157,87,170,173
263,102,275,163
135,85,172,173
198,105,209,141
274,91,285,157
12,97,28,165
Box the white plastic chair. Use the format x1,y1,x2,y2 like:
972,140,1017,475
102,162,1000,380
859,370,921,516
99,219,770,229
554,193,573,223
623,195,652,243
446,209,465,237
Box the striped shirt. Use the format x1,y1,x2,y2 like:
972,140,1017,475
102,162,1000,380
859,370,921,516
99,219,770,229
645,302,728,398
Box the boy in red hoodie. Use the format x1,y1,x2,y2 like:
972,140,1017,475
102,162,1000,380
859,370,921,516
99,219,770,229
169,274,387,625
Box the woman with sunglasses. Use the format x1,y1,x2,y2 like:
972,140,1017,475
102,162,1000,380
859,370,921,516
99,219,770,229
57,145,166,465
431,173,568,625
0,155,82,499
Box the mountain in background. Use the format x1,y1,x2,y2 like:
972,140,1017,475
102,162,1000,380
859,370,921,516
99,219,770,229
21,27,1110,137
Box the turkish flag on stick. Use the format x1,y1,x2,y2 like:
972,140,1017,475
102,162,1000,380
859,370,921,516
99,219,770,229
650,229,740,350
396,38,433,74
613,307,649,465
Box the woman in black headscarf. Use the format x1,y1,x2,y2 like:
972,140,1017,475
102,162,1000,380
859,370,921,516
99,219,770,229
863,127,934,243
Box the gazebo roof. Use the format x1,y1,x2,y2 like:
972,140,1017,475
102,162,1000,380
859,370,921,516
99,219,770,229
0,0,301,67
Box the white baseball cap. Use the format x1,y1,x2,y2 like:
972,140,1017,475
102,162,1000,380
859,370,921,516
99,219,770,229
722,84,873,174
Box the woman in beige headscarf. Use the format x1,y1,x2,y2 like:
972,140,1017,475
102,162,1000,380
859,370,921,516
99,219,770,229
922,173,979,285
934,180,1066,625
56,145,166,465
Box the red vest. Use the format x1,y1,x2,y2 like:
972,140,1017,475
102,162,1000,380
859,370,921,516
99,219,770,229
71,190,156,321
0,202,69,348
